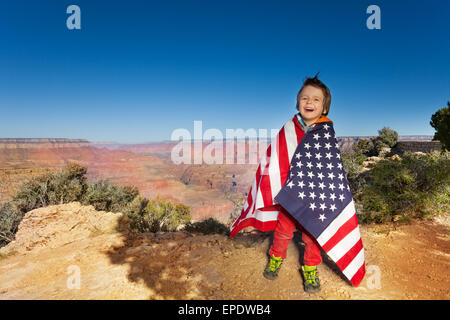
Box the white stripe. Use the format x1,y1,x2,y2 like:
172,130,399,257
342,247,365,280
267,132,282,199
253,210,279,222
316,200,356,246
284,119,298,163
326,227,361,262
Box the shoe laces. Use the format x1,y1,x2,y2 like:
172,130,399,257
268,255,283,272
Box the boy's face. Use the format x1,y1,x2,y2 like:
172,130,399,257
298,85,325,126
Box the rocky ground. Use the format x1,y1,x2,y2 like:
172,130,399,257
0,202,448,300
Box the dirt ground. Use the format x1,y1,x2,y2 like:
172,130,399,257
0,204,448,300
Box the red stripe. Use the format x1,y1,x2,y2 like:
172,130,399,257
336,238,364,271
259,144,274,207
230,216,278,238
277,127,290,186
350,263,366,287
322,213,358,252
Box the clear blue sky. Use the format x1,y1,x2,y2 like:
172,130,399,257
1,0,449,143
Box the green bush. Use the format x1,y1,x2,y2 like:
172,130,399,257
356,151,450,223
341,151,367,195
81,180,139,213
0,202,23,247
12,162,87,214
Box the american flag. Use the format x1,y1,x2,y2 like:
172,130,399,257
230,115,366,287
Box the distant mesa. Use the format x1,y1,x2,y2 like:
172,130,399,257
0,138,91,149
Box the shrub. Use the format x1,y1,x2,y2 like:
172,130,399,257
353,138,375,157
0,202,23,247
12,162,87,214
356,151,450,223
341,151,367,195
146,198,191,232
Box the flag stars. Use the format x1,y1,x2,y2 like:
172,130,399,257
309,202,317,210
338,173,344,181
327,172,335,180
314,143,321,150
319,203,327,210
329,193,336,201
297,171,305,178
313,133,320,140
315,153,323,161
324,142,332,150
305,152,312,159
318,214,326,222
323,124,330,130
287,181,294,189
296,161,303,168
295,153,301,159
316,162,323,170
307,171,315,178
328,183,336,191
298,181,305,188
318,182,326,190
319,192,326,200
323,132,331,139
339,194,346,201
306,162,313,169
337,163,343,170
309,192,317,200
298,191,306,199
308,181,316,189
317,172,325,180
326,163,334,170
304,143,311,150
338,183,345,191
325,152,333,160
329,204,337,212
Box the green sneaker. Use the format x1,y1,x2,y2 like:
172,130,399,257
301,265,321,293
263,254,284,280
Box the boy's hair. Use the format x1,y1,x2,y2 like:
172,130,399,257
296,72,331,116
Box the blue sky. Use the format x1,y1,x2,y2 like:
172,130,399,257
1,0,449,143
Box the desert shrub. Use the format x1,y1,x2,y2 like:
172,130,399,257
126,197,191,233
0,202,23,247
12,162,87,214
341,151,367,195
184,217,229,235
356,151,450,223
81,180,139,213
353,138,375,157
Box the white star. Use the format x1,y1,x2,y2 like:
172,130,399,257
318,182,326,190
335,153,341,159
315,153,323,161
309,202,317,210
339,194,345,201
317,172,325,180
327,172,335,180
338,173,344,180
313,133,320,140
337,163,343,170
318,214,326,222
295,152,301,159
287,181,294,188
308,181,316,189
319,203,327,210
323,132,331,139
329,204,337,212
306,161,313,169
316,162,323,170
324,142,332,150
298,181,305,188
305,152,312,159
329,193,336,201
326,163,334,170
335,142,340,149
298,191,306,199
296,161,303,168
323,124,330,130
290,172,294,178
297,171,305,178
304,143,311,150
309,192,317,200
319,192,326,200
325,152,333,160
338,183,345,191
314,143,321,150
347,185,351,191
328,183,336,191
307,171,315,178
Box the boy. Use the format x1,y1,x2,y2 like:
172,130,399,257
263,74,331,293
230,74,365,293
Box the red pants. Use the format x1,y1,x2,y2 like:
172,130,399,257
269,206,322,266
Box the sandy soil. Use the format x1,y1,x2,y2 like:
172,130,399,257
0,203,448,300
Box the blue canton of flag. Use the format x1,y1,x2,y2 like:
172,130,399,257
275,122,352,240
